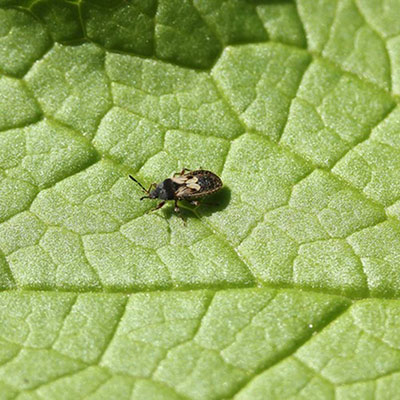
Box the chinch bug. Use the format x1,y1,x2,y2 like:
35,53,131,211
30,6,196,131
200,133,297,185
129,168,223,215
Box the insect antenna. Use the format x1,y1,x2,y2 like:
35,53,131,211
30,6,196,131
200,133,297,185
129,175,149,194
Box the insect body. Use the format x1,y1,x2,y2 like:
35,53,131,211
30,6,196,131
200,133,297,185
129,168,222,214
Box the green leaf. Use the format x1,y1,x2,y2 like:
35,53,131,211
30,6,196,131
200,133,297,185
1,0,400,398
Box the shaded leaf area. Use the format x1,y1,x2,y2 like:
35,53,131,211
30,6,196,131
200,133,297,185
1,0,400,92
0,0,268,71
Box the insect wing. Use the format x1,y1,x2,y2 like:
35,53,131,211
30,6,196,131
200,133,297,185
175,184,197,198
178,170,222,199
171,175,187,185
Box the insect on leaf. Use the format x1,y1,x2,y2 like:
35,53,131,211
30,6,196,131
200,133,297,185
0,1,400,398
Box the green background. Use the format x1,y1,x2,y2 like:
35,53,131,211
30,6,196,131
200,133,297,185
1,0,400,398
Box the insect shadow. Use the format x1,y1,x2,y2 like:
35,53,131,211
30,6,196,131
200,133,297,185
195,186,231,216
159,186,231,221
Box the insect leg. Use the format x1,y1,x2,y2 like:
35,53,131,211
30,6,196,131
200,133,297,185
174,200,186,225
173,168,191,176
148,201,166,213
174,199,180,213
189,200,200,207
147,182,157,192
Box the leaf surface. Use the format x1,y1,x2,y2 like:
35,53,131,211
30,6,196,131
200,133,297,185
1,0,400,398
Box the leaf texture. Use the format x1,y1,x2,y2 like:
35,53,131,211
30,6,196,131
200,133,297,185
1,0,400,398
